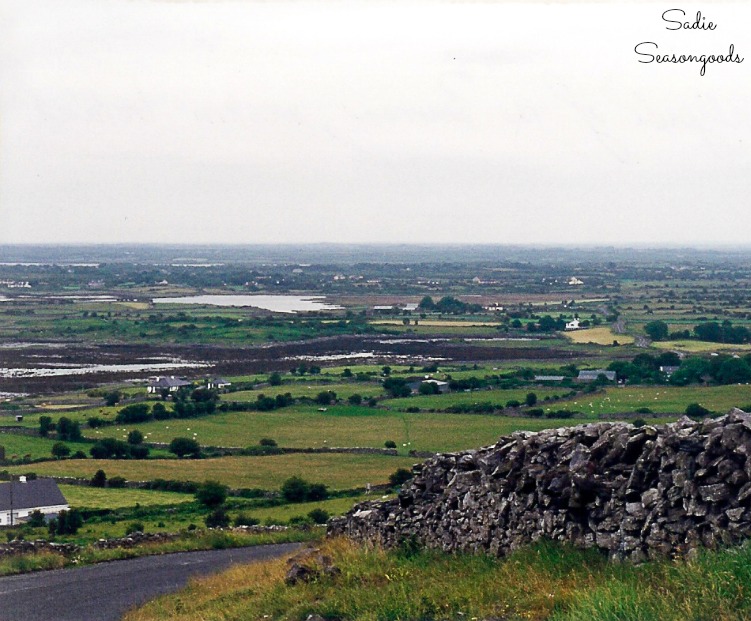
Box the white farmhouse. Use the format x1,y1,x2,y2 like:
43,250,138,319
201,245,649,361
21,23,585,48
0,477,69,526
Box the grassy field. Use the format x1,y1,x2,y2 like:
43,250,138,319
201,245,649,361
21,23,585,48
228,382,384,401
565,326,635,345
0,432,94,460
542,384,751,416
9,454,417,490
60,485,194,509
123,537,751,621
383,387,568,412
652,340,751,353
86,407,588,453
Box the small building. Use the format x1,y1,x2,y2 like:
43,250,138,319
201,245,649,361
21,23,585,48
0,477,69,526
206,377,232,391
577,370,616,382
146,376,192,394
568,277,584,286
660,366,680,377
534,375,565,382
407,379,450,394
565,319,581,330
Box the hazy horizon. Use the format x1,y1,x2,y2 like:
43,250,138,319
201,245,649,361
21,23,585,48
3,1,750,246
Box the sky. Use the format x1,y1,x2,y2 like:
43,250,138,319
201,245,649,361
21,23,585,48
1,0,750,246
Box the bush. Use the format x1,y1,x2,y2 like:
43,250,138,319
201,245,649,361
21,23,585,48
87,417,107,429
91,469,107,488
635,407,653,414
505,400,521,408
127,430,144,445
195,480,229,508
233,512,260,527
259,438,278,447
115,403,152,424
525,392,538,407
307,483,329,501
307,508,330,524
205,508,230,529
49,509,83,536
71,450,87,459
27,510,45,528
281,476,310,502
384,440,397,449
527,408,544,418
633,418,647,428
104,391,121,407
169,437,201,458
129,444,150,459
389,468,413,487
108,476,127,488
288,515,314,527
348,394,363,405
126,522,145,535
686,403,711,418
545,409,576,419
51,442,70,459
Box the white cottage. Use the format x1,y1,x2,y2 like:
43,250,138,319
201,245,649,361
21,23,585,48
0,477,69,526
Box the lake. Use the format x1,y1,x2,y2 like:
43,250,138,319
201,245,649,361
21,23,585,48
153,294,341,313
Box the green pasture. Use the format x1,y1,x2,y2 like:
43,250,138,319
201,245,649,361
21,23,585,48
83,406,589,453
383,387,569,412
0,432,93,460
9,453,417,491
544,384,751,417
60,485,194,509
228,382,383,401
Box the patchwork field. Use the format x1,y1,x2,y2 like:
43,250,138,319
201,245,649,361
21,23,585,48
565,326,635,345
9,453,417,490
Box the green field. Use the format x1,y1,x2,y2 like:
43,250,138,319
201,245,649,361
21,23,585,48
542,384,751,416
383,387,569,411
0,432,94,460
87,406,588,453
60,485,194,509
9,453,417,490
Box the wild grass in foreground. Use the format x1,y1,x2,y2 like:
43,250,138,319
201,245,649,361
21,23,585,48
0,528,319,578
124,537,751,621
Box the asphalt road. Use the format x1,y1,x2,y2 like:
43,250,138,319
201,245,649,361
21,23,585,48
0,542,303,621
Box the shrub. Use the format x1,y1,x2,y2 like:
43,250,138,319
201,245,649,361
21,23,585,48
205,508,230,529
49,509,83,536
635,407,653,414
126,522,145,535
259,438,278,447
348,394,362,405
56,417,82,441
307,508,330,524
633,418,647,428
108,476,127,488
389,468,413,487
115,403,152,424
384,440,397,449
71,450,87,459
127,430,144,445
152,402,170,420
195,480,229,508
525,392,538,407
281,476,310,502
27,510,45,528
288,515,314,527
104,391,121,407
527,408,544,418
169,437,201,458
686,403,711,418
39,416,54,438
505,400,521,408
87,417,106,429
90,469,107,488
307,483,329,501
51,442,70,459
233,512,260,527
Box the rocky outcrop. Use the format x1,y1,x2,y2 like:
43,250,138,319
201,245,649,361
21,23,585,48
329,409,751,561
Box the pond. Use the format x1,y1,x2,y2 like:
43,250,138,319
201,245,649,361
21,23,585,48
153,294,341,313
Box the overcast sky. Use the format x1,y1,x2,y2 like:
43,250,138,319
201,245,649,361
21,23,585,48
1,0,750,246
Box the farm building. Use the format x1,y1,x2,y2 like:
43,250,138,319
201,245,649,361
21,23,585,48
206,377,232,390
565,318,581,330
146,376,192,394
407,379,450,394
534,375,565,382
577,370,616,382
0,477,68,526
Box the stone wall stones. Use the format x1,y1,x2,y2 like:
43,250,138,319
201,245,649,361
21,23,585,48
329,409,751,562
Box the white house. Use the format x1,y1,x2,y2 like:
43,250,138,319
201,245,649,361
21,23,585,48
0,477,69,526
206,377,232,390
146,376,192,394
565,318,581,330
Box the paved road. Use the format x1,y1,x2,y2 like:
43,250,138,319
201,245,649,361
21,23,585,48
0,542,303,621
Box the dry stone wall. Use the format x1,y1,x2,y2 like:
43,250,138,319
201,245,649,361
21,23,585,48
329,409,751,562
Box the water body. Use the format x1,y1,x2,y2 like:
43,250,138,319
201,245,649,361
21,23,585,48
0,360,208,378
153,294,341,313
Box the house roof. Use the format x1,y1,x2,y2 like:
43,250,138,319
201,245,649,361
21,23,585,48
578,370,616,381
535,375,565,381
148,376,191,389
208,378,231,385
0,479,68,512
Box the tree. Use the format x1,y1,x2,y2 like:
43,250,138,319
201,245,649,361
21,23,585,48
39,416,54,438
90,437,131,459
348,394,362,405
716,357,751,384
644,320,669,341
152,402,170,420
57,417,82,441
525,392,538,407
49,509,83,536
127,430,144,445
27,510,45,528
342,368,353,378
268,372,282,386
169,437,201,458
686,403,711,418
51,442,70,459
389,468,413,487
91,469,107,488
418,296,435,310
104,391,121,407
281,476,310,502
195,480,229,508
115,403,151,424
315,391,336,405
205,508,230,528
